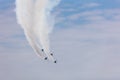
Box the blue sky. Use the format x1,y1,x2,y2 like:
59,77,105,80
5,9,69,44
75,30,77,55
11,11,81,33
0,0,120,80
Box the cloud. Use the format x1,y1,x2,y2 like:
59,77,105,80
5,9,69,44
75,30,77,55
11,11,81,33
0,4,29,54
68,8,120,22
81,2,101,9
49,6,120,79
51,18,120,79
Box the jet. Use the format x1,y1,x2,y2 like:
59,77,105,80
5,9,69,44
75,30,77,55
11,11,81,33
50,52,53,56
54,60,57,63
41,49,44,52
44,57,48,60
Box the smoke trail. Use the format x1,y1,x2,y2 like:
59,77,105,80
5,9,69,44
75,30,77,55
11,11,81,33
15,0,60,61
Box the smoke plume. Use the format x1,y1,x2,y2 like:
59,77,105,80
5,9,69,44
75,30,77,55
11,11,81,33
15,0,60,62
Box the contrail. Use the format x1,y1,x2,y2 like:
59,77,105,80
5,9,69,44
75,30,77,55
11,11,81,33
15,0,60,62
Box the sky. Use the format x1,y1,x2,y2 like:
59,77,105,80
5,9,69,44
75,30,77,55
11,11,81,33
0,0,120,80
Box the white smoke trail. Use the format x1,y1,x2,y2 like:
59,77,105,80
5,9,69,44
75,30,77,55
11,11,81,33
15,0,60,62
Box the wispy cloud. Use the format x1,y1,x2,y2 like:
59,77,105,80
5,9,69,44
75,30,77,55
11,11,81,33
51,4,120,79
81,2,101,9
68,8,120,22
51,19,120,79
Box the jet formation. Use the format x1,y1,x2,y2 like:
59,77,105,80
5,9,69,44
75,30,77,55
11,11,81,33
41,49,57,63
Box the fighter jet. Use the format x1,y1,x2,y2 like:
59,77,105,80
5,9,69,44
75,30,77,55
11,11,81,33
54,60,57,63
44,57,48,60
50,52,53,56
41,49,44,52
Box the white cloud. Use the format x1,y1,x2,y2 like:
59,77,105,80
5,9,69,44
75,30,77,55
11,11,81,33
49,7,120,79
81,2,101,9
51,18,120,79
68,8,120,22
